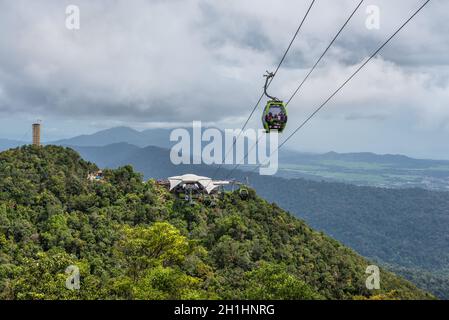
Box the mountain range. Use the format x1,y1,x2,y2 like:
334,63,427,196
2,126,449,298
53,126,172,149
5,126,449,189
50,127,449,190
0,145,433,300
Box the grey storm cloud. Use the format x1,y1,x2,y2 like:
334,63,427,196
0,0,448,129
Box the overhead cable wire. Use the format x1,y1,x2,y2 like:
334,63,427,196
225,0,364,179
230,0,432,179
286,0,365,106
211,0,317,180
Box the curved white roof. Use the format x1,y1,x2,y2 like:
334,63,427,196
168,174,225,194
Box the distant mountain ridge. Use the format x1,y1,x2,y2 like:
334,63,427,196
0,138,26,151
52,126,172,148
72,143,217,179
52,126,449,165
280,150,449,167
5,126,449,191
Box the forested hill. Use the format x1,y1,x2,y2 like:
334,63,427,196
0,146,432,300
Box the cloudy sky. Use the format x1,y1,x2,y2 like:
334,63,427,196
0,0,447,158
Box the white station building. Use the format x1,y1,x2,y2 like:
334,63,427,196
168,174,230,194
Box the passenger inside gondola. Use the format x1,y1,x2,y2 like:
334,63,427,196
265,105,287,131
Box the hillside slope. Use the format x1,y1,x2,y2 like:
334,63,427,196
72,143,449,273
0,146,432,300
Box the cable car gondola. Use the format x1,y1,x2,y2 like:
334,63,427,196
262,72,287,133
239,186,249,200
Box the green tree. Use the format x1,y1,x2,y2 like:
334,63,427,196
242,262,323,300
116,222,189,281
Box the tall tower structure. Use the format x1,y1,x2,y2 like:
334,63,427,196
32,122,41,146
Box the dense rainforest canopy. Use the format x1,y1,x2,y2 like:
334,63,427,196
0,146,432,299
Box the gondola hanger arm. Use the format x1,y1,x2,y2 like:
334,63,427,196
263,71,279,101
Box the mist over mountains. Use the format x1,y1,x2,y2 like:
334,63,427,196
4,126,449,191
49,126,449,191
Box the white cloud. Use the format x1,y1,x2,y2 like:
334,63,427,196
0,0,448,157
